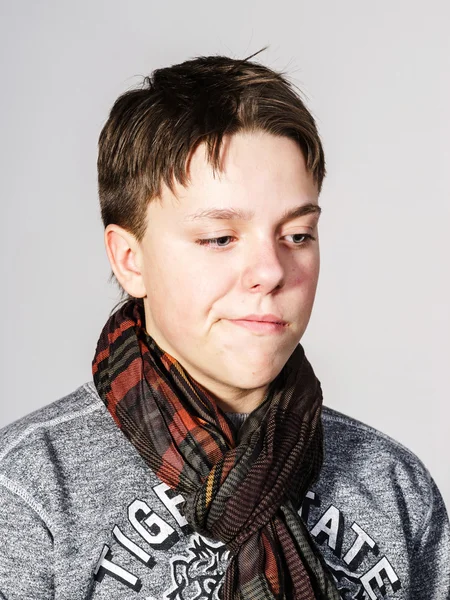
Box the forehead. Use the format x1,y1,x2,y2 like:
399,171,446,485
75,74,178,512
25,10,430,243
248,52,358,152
153,131,319,220
191,130,315,189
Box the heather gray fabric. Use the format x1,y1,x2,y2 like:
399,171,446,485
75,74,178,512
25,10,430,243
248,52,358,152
0,381,448,599
224,411,249,429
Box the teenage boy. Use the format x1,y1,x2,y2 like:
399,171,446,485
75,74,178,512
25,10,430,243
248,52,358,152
0,52,449,600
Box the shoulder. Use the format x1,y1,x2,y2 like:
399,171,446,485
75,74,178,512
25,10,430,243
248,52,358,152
0,381,103,457
0,382,111,522
319,404,439,542
321,404,430,476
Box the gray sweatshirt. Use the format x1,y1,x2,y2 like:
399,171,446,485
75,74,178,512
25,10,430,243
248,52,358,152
0,381,448,599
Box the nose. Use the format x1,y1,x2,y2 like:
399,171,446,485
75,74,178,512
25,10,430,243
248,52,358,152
242,238,286,293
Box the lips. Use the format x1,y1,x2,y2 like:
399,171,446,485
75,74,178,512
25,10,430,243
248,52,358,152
228,319,287,334
235,314,287,325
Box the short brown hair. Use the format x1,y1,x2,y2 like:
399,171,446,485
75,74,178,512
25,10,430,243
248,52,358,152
98,49,326,300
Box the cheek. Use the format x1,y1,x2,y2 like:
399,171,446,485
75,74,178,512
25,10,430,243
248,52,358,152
290,249,320,289
144,247,228,329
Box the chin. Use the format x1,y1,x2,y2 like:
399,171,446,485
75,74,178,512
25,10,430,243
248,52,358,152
232,364,284,390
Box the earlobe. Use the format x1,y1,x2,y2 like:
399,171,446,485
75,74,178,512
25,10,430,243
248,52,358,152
104,225,147,298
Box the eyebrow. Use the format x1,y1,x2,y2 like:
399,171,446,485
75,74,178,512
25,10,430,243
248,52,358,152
184,203,321,224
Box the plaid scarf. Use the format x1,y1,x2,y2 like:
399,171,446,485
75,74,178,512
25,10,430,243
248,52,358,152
92,298,340,599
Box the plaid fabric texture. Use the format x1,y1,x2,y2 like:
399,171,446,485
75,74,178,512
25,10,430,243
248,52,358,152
92,298,341,599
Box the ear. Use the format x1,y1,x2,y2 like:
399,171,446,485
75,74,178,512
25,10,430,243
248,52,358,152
104,224,147,298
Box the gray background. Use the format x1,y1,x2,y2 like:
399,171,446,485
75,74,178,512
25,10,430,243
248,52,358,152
1,0,449,509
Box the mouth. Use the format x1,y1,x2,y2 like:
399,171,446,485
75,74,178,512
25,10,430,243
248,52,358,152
233,314,288,326
227,319,288,334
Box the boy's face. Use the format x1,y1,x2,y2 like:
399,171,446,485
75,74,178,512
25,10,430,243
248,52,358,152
137,130,320,412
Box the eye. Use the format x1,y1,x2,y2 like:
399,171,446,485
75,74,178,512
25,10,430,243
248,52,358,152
196,234,316,249
196,235,235,248
284,233,316,245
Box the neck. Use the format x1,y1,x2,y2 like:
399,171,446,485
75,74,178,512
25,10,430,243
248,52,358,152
210,386,268,414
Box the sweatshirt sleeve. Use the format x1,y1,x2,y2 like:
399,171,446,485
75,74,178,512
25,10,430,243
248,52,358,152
0,482,54,599
410,475,450,598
